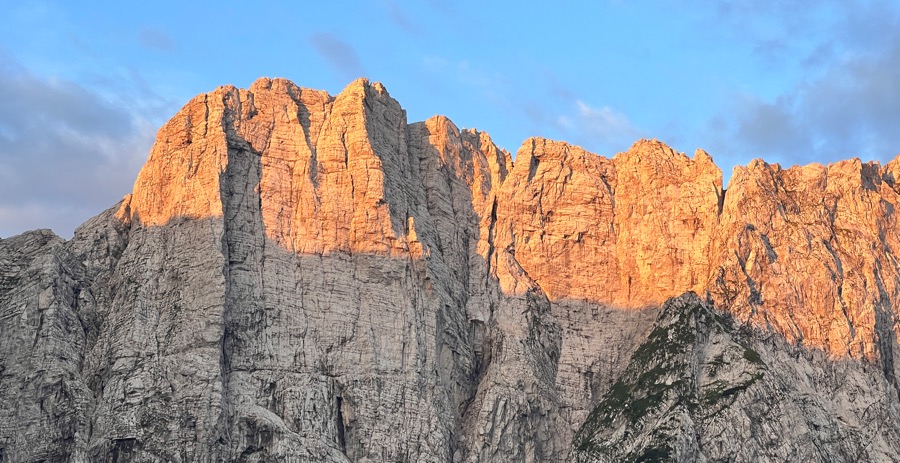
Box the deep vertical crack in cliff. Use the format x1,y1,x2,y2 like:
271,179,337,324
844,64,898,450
4,77,900,462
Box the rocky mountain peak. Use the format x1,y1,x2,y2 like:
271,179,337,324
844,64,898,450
3,77,900,462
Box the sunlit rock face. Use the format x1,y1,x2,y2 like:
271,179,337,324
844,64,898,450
496,137,723,306
1,78,900,462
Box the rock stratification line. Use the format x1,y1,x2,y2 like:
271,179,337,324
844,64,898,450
1,77,899,462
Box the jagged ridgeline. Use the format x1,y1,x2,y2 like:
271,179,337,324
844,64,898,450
2,77,900,462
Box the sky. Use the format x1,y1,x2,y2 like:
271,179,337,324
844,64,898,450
2,1,900,238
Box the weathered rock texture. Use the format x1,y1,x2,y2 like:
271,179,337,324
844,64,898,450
573,294,900,462
1,77,899,462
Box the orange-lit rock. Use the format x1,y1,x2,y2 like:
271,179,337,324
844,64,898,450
709,157,900,375
3,77,900,462
494,138,722,305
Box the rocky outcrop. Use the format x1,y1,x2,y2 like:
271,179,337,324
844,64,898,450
572,293,900,462
710,158,900,373
496,138,721,306
1,77,899,462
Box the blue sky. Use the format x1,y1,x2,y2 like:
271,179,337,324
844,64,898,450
2,1,900,237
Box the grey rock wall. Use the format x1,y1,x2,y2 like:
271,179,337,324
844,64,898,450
1,78,899,462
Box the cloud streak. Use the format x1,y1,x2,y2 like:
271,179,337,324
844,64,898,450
309,32,365,80
138,27,177,52
382,1,421,35
557,100,642,155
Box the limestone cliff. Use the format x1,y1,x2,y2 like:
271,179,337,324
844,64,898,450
573,294,900,462
1,78,899,462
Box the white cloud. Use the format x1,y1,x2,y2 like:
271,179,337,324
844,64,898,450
0,56,160,238
576,101,640,142
698,0,900,168
709,32,900,167
555,100,642,155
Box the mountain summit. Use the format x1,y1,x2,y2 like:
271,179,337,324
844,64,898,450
2,78,900,462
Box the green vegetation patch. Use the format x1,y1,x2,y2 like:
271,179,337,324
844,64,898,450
743,347,763,364
698,371,764,422
634,445,673,463
573,295,769,461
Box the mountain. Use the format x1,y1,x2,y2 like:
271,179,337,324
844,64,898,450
1,77,899,462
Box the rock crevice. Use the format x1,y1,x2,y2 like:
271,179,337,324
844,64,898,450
2,77,900,462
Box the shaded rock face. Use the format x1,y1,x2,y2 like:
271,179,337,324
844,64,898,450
0,77,899,462
572,294,900,462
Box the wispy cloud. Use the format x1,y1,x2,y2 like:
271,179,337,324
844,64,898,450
425,0,459,19
382,0,421,35
423,55,511,104
309,32,365,80
706,2,900,166
557,100,642,155
0,55,157,238
138,27,177,52
420,58,641,155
